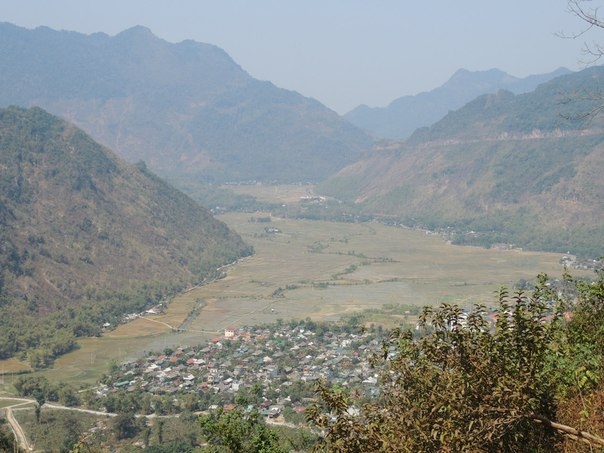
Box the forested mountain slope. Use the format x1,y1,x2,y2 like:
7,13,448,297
0,107,252,361
322,66,604,258
0,22,372,184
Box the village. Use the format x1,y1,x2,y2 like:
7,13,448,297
95,320,387,423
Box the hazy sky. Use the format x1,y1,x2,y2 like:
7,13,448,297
0,1,598,113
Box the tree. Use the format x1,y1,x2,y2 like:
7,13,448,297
555,268,604,452
57,412,85,453
306,275,604,451
561,1,604,119
155,419,164,445
0,424,18,453
199,406,285,453
566,0,604,61
58,384,80,407
112,412,138,440
33,389,46,424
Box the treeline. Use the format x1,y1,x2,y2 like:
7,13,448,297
13,375,314,452
0,281,180,367
309,271,604,452
446,210,604,258
14,376,79,407
0,424,18,452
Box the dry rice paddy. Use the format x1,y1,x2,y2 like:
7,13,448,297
4,206,582,387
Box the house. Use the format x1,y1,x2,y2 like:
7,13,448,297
224,327,236,339
268,406,282,418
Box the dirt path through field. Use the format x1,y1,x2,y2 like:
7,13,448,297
1,398,34,451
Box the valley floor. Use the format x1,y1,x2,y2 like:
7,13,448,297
0,212,577,389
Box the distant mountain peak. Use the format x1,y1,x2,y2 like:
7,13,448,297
0,22,372,183
345,67,572,139
327,66,604,259
449,67,507,79
116,25,155,38
445,68,517,87
114,25,159,46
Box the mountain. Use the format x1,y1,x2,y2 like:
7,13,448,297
321,66,604,258
0,106,252,359
345,67,572,139
0,22,372,184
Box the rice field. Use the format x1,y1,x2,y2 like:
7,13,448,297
5,207,581,387
180,213,573,332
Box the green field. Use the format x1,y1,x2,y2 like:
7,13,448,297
3,206,584,388
225,183,319,204
184,212,574,327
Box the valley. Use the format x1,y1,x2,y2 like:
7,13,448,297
0,13,602,451
3,186,579,389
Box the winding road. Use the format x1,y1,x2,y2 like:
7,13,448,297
0,396,182,451
1,398,35,451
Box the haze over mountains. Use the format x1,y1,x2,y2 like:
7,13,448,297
0,21,603,262
345,67,573,139
1,13,604,451
321,67,604,258
0,22,372,184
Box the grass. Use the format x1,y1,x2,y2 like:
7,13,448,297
0,359,31,374
0,399,35,409
12,209,588,389
225,183,318,204
13,407,106,452
0,359,33,395
178,213,577,331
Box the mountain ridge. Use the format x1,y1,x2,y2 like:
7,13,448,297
0,22,372,184
322,66,604,258
0,106,252,312
345,67,572,139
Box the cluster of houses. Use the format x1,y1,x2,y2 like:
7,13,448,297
559,255,603,271
100,322,385,418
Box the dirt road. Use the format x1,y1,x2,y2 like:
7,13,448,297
1,398,34,451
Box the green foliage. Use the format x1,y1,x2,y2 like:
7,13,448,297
0,282,186,364
322,68,604,259
144,440,195,453
0,422,19,452
199,407,285,453
14,376,81,408
555,270,604,400
0,106,253,361
567,270,604,350
112,412,139,440
307,275,585,451
20,409,93,453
